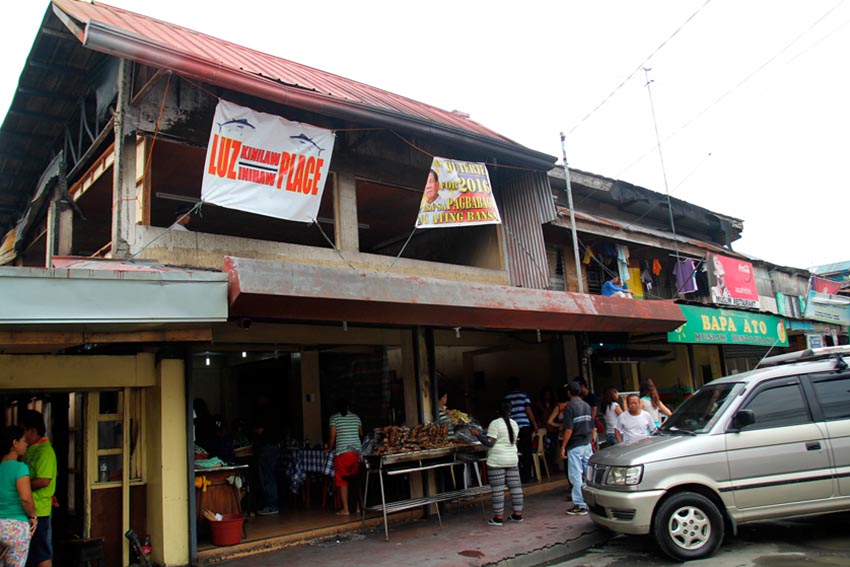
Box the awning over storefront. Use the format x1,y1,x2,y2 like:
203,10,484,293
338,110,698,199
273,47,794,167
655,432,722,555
224,257,686,333
0,264,227,325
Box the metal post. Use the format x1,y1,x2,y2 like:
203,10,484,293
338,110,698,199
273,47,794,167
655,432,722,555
560,133,584,294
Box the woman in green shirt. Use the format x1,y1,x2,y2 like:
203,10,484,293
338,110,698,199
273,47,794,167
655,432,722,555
0,425,37,567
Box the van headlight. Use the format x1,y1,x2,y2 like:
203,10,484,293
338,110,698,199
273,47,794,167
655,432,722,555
605,465,643,486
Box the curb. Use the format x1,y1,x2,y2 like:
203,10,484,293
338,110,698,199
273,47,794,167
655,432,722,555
486,527,611,567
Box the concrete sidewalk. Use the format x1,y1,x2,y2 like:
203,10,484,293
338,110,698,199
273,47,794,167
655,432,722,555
214,483,609,567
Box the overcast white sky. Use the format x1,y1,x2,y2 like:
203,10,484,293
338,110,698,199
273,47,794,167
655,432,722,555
3,1,848,270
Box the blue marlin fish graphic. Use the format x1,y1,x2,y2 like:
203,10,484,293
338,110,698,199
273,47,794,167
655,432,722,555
290,133,325,155
217,118,256,132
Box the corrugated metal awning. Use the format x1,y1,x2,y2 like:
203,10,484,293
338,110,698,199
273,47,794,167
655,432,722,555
552,207,747,259
0,264,227,325
223,257,686,333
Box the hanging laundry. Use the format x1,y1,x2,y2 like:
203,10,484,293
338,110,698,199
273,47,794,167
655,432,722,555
598,241,617,259
628,267,643,298
673,259,698,294
616,244,630,283
641,265,653,292
582,244,593,265
652,258,662,276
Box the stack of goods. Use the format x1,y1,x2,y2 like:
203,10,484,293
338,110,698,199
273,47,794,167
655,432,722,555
372,423,466,456
446,409,472,425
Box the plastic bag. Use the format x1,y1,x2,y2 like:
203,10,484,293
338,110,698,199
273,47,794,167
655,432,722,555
360,435,374,457
453,420,482,444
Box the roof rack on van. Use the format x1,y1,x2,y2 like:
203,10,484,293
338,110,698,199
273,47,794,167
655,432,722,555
759,346,850,369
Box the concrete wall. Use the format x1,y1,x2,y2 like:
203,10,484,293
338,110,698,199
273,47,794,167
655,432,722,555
135,225,509,285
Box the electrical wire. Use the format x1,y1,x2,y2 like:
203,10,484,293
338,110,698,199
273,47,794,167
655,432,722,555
614,0,847,179
565,0,713,136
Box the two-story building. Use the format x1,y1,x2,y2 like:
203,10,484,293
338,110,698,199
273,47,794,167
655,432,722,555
0,1,686,565
545,167,846,406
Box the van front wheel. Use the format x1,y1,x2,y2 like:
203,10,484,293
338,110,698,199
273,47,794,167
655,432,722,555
653,492,724,561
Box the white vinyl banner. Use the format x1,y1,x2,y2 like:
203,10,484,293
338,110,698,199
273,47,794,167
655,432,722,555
201,100,335,222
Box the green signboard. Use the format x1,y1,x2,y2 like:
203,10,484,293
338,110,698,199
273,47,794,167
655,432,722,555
668,305,788,347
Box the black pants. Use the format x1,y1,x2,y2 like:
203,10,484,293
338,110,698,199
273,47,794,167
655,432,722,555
517,426,534,482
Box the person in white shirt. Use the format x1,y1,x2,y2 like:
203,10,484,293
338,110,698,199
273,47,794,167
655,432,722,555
615,394,656,444
471,401,524,526
600,386,624,447
640,379,672,429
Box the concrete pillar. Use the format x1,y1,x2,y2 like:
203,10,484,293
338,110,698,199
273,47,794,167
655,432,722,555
56,202,74,257
45,200,58,268
334,171,359,252
146,359,189,567
111,58,137,258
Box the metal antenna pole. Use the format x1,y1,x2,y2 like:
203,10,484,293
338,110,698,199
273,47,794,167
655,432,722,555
643,68,683,282
560,132,584,294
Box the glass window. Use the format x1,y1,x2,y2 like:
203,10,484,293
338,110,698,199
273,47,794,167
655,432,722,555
97,454,123,483
97,421,123,450
811,374,850,421
99,391,122,414
93,389,143,484
663,383,738,433
741,382,810,430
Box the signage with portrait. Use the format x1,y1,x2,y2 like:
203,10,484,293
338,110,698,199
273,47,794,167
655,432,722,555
415,157,501,229
706,253,760,309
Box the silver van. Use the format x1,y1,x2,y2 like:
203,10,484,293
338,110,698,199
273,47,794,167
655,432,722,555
582,346,850,561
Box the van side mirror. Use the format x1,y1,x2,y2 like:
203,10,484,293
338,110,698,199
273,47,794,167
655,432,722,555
731,409,755,431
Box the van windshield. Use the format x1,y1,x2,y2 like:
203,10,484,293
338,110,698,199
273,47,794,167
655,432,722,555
661,383,740,433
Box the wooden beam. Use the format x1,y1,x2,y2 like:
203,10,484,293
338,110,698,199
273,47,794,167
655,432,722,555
0,353,157,390
68,142,115,200
0,328,212,346
84,329,213,343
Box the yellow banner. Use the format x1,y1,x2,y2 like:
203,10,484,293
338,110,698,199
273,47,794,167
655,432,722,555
415,157,501,229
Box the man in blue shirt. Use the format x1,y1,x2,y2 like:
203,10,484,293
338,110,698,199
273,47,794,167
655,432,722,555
601,276,634,298
504,376,539,483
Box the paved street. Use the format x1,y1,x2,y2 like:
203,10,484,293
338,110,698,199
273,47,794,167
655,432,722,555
551,511,850,567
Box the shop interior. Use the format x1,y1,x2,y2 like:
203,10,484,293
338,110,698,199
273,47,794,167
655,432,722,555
190,329,572,548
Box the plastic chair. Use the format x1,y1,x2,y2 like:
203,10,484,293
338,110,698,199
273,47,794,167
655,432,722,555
531,428,550,481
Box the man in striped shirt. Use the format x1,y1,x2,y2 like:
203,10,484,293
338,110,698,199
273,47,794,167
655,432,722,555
503,377,539,483
328,399,363,515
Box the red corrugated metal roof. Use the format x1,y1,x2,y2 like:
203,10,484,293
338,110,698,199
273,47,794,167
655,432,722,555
52,0,546,160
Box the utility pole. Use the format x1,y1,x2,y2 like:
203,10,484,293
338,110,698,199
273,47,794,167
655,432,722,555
560,132,584,294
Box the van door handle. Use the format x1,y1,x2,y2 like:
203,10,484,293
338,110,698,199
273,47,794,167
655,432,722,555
806,442,821,451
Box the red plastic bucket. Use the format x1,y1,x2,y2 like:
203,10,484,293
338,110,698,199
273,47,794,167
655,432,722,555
209,514,244,546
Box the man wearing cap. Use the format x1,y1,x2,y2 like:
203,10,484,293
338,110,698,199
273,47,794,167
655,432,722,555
169,205,192,231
